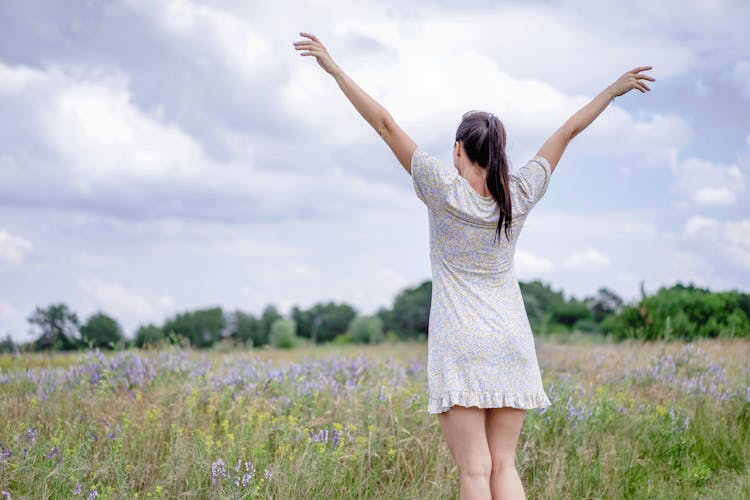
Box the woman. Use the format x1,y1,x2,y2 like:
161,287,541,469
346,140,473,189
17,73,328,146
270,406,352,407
293,32,654,500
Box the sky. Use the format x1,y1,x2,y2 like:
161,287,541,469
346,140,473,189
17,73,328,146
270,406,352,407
0,0,748,342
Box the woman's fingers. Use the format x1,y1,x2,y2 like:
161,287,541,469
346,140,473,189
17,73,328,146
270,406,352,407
299,32,320,42
629,65,653,74
636,73,656,82
293,41,319,50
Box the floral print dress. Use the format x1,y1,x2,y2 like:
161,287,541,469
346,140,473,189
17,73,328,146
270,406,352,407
411,146,553,414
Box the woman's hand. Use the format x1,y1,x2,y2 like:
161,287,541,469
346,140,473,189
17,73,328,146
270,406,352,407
609,66,656,97
293,32,340,75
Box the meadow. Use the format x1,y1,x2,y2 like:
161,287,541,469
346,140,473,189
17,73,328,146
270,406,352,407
1,334,748,499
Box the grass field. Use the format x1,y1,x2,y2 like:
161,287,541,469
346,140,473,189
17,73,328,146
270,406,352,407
1,334,748,499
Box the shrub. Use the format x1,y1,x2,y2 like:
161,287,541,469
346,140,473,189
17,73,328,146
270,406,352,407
269,318,298,349
347,316,384,344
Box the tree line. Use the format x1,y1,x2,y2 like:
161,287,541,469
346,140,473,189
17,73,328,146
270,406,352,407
1,280,748,352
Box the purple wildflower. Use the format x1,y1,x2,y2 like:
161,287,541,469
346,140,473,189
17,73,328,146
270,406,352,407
264,468,271,480
331,429,342,448
211,459,226,486
241,460,255,487
87,488,98,499
0,490,9,500
88,432,97,442
107,424,120,442
235,458,242,473
378,385,387,401
24,427,37,446
74,482,82,495
46,447,60,460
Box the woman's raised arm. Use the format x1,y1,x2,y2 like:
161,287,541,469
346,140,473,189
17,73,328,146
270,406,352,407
537,66,656,173
293,32,417,173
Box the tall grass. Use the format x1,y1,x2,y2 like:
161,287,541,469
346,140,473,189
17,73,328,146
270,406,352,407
1,337,748,498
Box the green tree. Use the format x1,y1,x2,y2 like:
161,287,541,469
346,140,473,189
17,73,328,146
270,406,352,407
163,307,225,348
134,323,165,348
380,280,431,339
27,303,81,351
229,310,264,346
347,315,384,344
0,334,16,353
269,318,298,349
80,311,124,349
291,302,357,344
260,305,283,345
585,287,625,323
518,280,566,333
550,300,592,330
601,282,750,341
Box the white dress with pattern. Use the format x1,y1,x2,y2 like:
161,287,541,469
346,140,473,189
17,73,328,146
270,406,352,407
411,146,553,414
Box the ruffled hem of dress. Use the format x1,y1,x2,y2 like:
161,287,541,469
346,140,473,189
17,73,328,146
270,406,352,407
427,390,552,414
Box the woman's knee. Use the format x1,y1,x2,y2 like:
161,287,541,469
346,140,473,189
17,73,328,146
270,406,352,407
490,453,516,474
459,455,492,480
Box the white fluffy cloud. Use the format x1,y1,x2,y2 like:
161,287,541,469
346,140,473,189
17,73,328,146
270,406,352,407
669,153,748,208
515,249,555,277
683,216,750,270
0,228,32,265
563,248,612,269
78,277,176,333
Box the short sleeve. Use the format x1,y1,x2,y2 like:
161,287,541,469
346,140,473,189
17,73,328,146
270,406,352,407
511,155,552,213
411,146,459,210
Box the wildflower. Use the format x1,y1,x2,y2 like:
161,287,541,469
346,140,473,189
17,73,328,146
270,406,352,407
107,424,120,442
378,385,387,401
211,459,226,486
240,460,255,487
46,447,60,460
331,428,342,448
87,488,98,499
0,490,10,500
264,468,271,480
682,416,690,432
74,483,82,495
24,427,38,446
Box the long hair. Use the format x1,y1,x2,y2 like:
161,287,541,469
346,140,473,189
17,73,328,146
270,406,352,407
455,110,512,244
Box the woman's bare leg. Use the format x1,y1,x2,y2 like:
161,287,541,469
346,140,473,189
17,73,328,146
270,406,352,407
485,407,526,500
437,405,492,500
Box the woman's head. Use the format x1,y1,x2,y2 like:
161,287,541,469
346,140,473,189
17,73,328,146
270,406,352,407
454,110,512,243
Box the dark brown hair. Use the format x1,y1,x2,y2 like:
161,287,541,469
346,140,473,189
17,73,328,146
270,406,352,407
455,110,512,244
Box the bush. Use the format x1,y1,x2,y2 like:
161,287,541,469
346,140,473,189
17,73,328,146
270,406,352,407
134,324,166,349
604,283,750,341
332,333,351,345
572,318,599,334
347,316,385,344
269,318,298,349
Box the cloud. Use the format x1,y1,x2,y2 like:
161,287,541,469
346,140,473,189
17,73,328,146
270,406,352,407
733,60,750,99
515,249,555,277
0,228,33,265
78,277,176,334
562,248,612,269
683,216,750,271
0,300,19,322
669,155,747,208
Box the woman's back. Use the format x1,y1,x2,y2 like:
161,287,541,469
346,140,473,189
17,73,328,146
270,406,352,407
411,147,552,284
